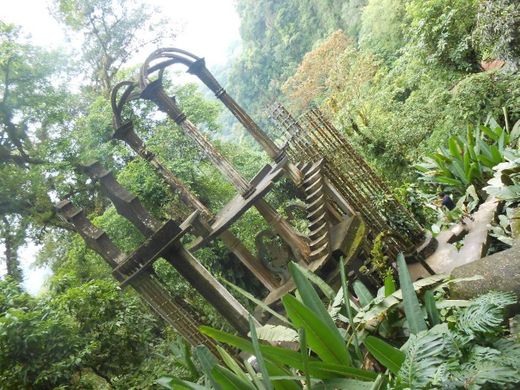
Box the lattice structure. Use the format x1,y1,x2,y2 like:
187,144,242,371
55,199,218,353
59,47,433,351
270,104,425,257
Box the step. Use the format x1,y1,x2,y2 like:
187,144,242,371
307,204,325,221
309,222,327,239
309,214,327,230
306,194,325,213
304,179,322,195
306,187,323,203
310,231,329,248
306,159,324,176
309,242,330,260
303,169,322,186
296,162,312,175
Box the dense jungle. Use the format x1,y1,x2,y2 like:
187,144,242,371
1,0,520,388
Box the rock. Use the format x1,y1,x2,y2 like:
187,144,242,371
450,243,520,301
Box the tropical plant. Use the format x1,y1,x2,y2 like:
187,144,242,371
483,147,520,248
416,120,518,196
158,254,520,389
484,151,520,202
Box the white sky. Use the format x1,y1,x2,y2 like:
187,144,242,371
0,0,241,294
0,0,241,65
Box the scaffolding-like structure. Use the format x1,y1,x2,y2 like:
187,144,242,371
56,47,433,352
270,104,425,257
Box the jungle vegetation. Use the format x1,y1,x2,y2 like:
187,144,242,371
0,0,519,388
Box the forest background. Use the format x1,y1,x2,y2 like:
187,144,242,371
0,0,519,388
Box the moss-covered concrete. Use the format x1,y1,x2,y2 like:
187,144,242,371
450,242,520,300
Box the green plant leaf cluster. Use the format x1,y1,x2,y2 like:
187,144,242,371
416,121,514,195
159,255,520,390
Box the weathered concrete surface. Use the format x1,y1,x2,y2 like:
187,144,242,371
409,224,467,280
455,198,499,268
409,197,499,280
451,242,520,300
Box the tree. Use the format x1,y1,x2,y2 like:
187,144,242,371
405,0,480,71
0,277,164,388
359,0,406,62
229,0,346,120
52,0,174,94
474,0,520,71
282,30,351,112
0,22,71,282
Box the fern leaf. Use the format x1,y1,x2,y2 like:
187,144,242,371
395,328,446,389
471,291,517,308
456,291,516,337
449,359,520,389
494,338,520,370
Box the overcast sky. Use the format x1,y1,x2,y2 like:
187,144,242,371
0,0,241,64
0,0,242,294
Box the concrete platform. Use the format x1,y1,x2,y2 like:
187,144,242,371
409,197,499,280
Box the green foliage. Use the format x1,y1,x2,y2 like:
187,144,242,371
0,278,167,388
484,151,520,201
160,256,520,389
364,335,406,374
359,0,406,62
473,0,520,68
367,233,391,282
456,291,517,337
405,0,480,71
416,121,514,195
397,253,428,334
51,0,172,93
394,327,446,388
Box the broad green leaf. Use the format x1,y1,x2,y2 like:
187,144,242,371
313,378,375,389
299,328,312,390
249,315,273,390
292,262,335,300
283,294,351,365
448,160,468,185
396,253,427,334
288,262,338,334
364,336,405,374
424,290,440,326
307,361,378,381
480,125,500,142
200,326,313,370
384,274,396,297
354,274,448,331
353,280,374,307
193,345,221,390
223,279,290,326
216,346,249,383
448,137,462,160
199,327,373,381
157,377,208,390
265,366,302,390
489,144,502,164
212,366,256,390
510,120,520,143
256,324,298,343
434,176,462,186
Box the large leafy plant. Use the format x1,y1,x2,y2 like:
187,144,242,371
483,152,520,247
158,254,520,389
416,120,519,196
